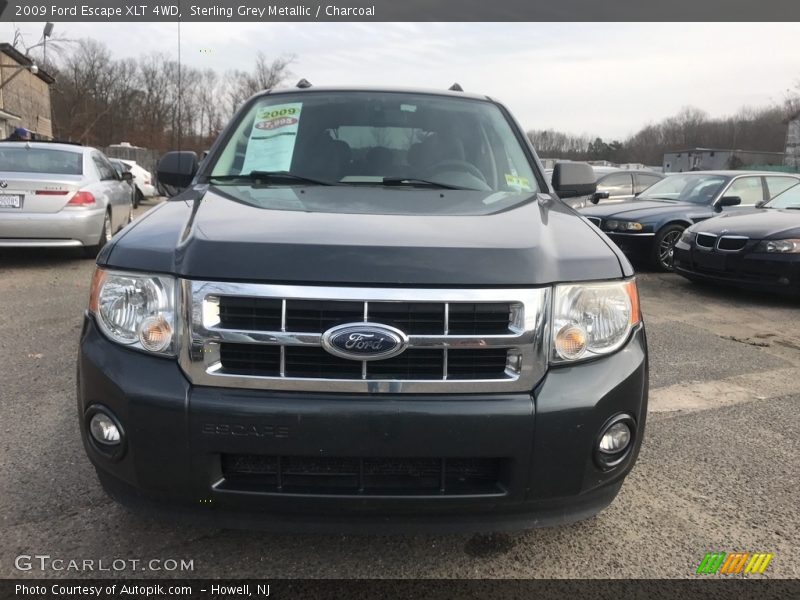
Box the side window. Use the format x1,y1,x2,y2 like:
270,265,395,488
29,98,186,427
92,153,117,181
724,177,764,206
634,173,661,194
597,173,633,197
765,176,799,199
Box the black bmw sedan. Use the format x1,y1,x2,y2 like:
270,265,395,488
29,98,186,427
579,171,800,270
673,181,800,294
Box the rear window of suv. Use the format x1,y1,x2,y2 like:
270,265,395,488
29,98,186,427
0,147,83,175
209,91,540,194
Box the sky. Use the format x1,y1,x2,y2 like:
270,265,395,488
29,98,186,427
3,21,799,140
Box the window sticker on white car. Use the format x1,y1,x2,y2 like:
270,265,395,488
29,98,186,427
241,103,303,174
504,173,532,192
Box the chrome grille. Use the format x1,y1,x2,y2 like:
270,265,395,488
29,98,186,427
180,281,550,394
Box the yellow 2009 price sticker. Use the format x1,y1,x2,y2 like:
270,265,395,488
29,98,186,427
505,173,532,191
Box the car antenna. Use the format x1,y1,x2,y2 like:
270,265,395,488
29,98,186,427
296,78,313,89
449,83,463,92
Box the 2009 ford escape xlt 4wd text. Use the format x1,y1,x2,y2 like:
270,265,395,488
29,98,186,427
78,84,648,532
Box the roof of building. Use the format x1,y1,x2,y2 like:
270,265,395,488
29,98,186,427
664,147,785,156
0,43,55,85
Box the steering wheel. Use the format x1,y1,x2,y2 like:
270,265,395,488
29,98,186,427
424,160,488,184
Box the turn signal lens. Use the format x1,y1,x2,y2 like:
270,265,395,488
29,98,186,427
138,316,173,352
554,325,588,360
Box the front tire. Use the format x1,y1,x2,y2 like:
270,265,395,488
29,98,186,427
134,188,143,208
83,210,113,258
652,224,685,271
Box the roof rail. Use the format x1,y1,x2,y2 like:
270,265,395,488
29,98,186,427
449,83,463,92
296,78,313,89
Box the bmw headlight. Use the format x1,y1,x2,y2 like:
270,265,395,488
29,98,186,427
619,221,643,231
604,220,642,232
755,239,800,254
551,279,640,363
679,229,696,245
88,269,177,355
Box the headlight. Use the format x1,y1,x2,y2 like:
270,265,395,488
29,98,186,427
88,268,177,355
551,279,640,363
679,230,696,244
619,221,643,231
604,220,642,232
755,239,800,254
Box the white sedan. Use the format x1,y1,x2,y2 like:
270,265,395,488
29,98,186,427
119,159,157,206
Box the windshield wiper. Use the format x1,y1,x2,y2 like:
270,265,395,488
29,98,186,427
208,171,336,186
380,177,469,190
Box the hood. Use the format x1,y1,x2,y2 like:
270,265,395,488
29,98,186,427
580,199,703,222
690,208,800,240
105,185,625,286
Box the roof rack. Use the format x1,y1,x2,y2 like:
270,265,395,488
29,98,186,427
296,78,312,89
449,83,463,92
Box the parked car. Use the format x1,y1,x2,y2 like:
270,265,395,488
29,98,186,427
109,158,138,208
0,141,134,257
550,166,664,209
78,85,648,532
673,180,800,293
118,159,157,206
592,167,664,203
580,171,800,270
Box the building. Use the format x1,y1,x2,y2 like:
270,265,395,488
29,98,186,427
786,111,800,170
0,43,55,139
663,148,785,173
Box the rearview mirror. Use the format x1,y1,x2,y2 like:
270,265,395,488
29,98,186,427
590,191,610,204
156,151,199,193
716,195,742,209
552,162,597,199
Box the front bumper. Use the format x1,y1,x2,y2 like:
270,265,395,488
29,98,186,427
78,316,648,533
603,232,654,259
674,243,800,294
0,207,105,247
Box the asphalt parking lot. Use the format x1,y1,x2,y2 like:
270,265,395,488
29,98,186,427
0,200,798,579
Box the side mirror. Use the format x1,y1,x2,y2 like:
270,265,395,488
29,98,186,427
590,191,610,204
716,195,742,210
552,162,597,199
156,151,199,192
120,171,133,183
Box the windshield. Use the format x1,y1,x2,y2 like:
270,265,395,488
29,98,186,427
208,91,539,193
765,182,800,209
0,146,83,175
638,173,728,204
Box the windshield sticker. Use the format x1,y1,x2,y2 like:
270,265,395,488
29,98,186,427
241,103,303,174
505,173,532,191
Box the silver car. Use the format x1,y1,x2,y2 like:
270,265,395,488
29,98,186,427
0,142,134,256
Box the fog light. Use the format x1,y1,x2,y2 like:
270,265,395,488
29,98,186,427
89,412,121,445
599,421,631,454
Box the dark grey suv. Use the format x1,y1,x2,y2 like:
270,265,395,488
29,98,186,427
77,85,648,532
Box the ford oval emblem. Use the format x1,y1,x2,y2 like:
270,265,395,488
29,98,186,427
321,322,408,361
